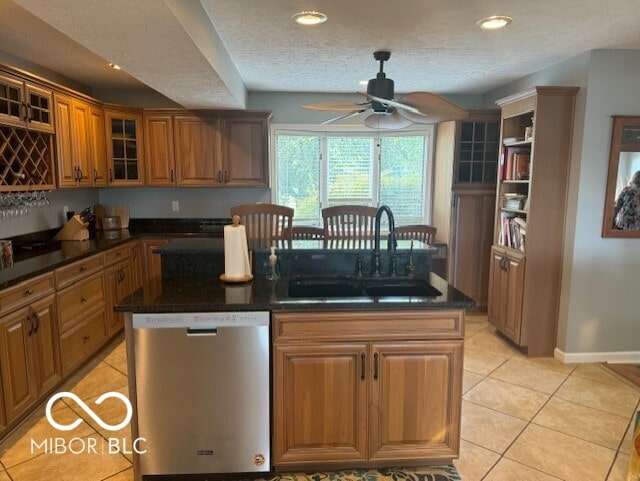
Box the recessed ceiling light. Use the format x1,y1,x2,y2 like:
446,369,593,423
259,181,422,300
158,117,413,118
292,11,327,26
108,62,121,70
476,15,513,30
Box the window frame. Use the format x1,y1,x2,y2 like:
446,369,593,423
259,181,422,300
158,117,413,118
270,123,435,226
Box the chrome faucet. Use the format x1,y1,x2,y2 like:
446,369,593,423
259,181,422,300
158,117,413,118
372,205,396,276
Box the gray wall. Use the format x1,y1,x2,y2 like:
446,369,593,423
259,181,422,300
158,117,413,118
1,189,99,238
97,187,270,219
483,50,640,360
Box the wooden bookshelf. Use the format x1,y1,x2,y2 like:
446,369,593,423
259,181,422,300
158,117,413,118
488,86,578,356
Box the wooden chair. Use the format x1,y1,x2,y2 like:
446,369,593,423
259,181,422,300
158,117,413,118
322,205,377,240
230,203,294,245
393,224,437,245
289,226,324,240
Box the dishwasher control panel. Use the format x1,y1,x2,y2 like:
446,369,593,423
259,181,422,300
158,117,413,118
133,311,269,329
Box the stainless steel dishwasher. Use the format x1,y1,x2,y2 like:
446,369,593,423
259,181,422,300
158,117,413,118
132,312,270,477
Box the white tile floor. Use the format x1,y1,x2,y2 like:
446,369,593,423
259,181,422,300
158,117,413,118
0,314,638,480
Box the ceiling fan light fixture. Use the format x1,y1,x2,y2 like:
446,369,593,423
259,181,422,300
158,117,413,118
292,11,327,26
476,15,512,30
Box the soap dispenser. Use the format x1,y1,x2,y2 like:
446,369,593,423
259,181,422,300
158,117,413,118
267,246,280,281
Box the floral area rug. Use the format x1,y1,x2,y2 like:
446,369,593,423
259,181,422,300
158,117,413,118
251,466,461,481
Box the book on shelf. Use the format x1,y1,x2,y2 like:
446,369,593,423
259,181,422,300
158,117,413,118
499,212,526,251
500,146,530,181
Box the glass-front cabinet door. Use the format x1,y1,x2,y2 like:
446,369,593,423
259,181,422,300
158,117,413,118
455,120,500,185
0,73,54,133
105,107,144,185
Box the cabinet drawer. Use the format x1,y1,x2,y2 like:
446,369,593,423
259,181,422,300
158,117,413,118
104,244,130,267
273,310,465,343
0,273,54,316
57,273,105,332
60,308,106,375
55,254,104,289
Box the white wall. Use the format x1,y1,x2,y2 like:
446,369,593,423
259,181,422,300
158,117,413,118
483,50,640,361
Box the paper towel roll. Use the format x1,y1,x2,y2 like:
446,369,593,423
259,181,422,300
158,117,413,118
223,223,251,279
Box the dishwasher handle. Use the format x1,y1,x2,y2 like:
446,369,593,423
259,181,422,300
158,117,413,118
186,327,218,336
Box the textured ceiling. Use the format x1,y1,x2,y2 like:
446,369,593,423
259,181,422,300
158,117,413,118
4,0,640,108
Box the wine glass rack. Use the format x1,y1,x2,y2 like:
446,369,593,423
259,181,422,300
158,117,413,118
0,125,55,191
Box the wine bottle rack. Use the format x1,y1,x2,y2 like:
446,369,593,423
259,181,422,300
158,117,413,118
0,125,55,191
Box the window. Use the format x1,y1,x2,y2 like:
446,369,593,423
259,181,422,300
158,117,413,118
274,128,432,226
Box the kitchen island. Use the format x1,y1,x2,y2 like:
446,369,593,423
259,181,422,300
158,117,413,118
115,238,473,479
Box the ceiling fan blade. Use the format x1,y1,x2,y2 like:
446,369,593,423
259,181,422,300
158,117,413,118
396,92,468,123
360,92,421,114
321,110,367,125
363,110,413,130
301,100,369,112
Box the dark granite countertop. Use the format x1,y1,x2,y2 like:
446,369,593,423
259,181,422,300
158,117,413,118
114,272,473,313
0,218,228,290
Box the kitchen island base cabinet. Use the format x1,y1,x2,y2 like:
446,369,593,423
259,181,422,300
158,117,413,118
273,310,463,470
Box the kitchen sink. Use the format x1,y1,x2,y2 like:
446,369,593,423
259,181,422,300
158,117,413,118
288,277,363,298
287,276,442,298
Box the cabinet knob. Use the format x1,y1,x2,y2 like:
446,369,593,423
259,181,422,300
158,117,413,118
83,335,91,342
79,266,86,272
25,289,34,296
81,296,88,303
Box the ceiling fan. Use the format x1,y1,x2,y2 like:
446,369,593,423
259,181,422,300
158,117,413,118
301,51,468,129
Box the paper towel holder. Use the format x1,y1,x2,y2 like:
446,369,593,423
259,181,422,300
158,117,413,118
220,215,254,283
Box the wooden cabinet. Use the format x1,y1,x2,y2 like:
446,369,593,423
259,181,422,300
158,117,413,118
144,114,175,186
130,240,143,292
488,246,525,343
105,106,144,186
141,238,169,282
221,115,269,186
488,86,578,356
55,255,107,375
104,245,134,335
142,110,271,187
0,72,53,132
275,343,368,464
432,111,500,308
54,94,106,187
174,115,221,186
0,289,60,424
273,310,463,469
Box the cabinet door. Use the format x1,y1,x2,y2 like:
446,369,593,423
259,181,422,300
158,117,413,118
24,83,54,133
130,240,143,292
369,341,462,461
54,93,77,187
29,294,61,394
487,247,505,329
103,263,121,335
174,116,221,186
0,73,25,128
89,105,108,186
144,114,175,186
222,117,269,186
105,109,144,185
502,251,525,343
0,308,37,423
450,191,495,306
71,100,93,187
274,343,368,465
141,238,169,283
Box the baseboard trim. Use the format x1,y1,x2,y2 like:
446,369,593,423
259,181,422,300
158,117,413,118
554,348,640,364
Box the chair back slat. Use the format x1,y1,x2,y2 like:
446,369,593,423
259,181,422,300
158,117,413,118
290,226,324,240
